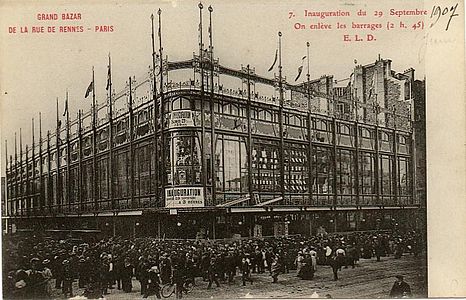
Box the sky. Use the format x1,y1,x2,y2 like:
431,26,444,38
0,0,430,173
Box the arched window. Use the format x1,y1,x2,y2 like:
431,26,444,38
399,135,407,145
181,97,191,109
360,128,371,138
223,103,231,115
264,110,272,121
231,104,239,116
380,131,390,142
172,97,191,111
340,124,350,135
291,115,300,126
314,119,327,131
172,98,181,110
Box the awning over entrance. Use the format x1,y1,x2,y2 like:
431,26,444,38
216,194,250,207
254,196,283,207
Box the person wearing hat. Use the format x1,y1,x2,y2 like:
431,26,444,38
26,258,47,298
159,253,172,285
62,259,74,298
224,250,236,284
206,255,221,289
389,275,412,298
121,257,134,293
143,266,161,299
41,259,53,297
137,257,150,296
309,248,318,272
14,269,29,298
77,257,88,288
373,237,384,262
270,254,282,283
294,251,304,276
53,255,64,290
240,254,253,286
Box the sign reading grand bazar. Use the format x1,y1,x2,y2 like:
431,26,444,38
3,5,425,239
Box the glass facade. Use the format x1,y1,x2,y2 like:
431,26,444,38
5,68,417,219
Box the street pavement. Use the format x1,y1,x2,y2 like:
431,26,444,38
60,253,426,299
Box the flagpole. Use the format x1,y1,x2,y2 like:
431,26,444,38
129,77,135,208
393,104,398,205
306,41,313,206
331,94,338,231
107,54,115,210
78,110,83,212
31,117,35,213
151,13,160,208
19,128,23,215
199,2,204,91
56,97,61,210
92,66,96,128
46,130,51,212
246,64,254,206
66,90,71,212
353,73,360,214
278,31,285,202
374,92,380,206
158,9,166,193
92,67,98,210
208,4,216,205
14,131,17,215
39,112,43,211
198,2,208,206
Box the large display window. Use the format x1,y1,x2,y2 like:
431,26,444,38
165,131,202,186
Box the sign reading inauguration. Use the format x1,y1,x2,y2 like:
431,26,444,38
169,110,194,128
165,187,204,208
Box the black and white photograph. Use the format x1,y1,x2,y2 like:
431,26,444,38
0,0,464,298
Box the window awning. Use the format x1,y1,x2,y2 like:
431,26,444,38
216,194,250,207
254,196,283,207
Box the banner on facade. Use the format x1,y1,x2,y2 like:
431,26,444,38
165,187,204,208
169,110,194,128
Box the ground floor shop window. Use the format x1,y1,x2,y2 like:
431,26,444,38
165,131,202,186
252,140,280,195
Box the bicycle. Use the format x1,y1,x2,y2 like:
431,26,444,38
161,278,194,298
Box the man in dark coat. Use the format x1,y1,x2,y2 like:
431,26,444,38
172,263,185,299
159,254,172,285
240,254,253,286
113,255,124,290
53,255,64,289
62,260,74,298
27,258,48,299
207,255,220,289
143,266,161,299
389,275,412,298
137,257,150,296
374,238,384,262
77,257,88,288
224,251,236,283
328,256,340,281
345,244,357,269
121,258,134,293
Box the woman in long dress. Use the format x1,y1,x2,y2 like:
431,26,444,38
294,252,304,276
297,254,314,280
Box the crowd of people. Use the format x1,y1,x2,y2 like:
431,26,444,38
2,230,422,299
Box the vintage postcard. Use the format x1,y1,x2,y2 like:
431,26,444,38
0,0,464,298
